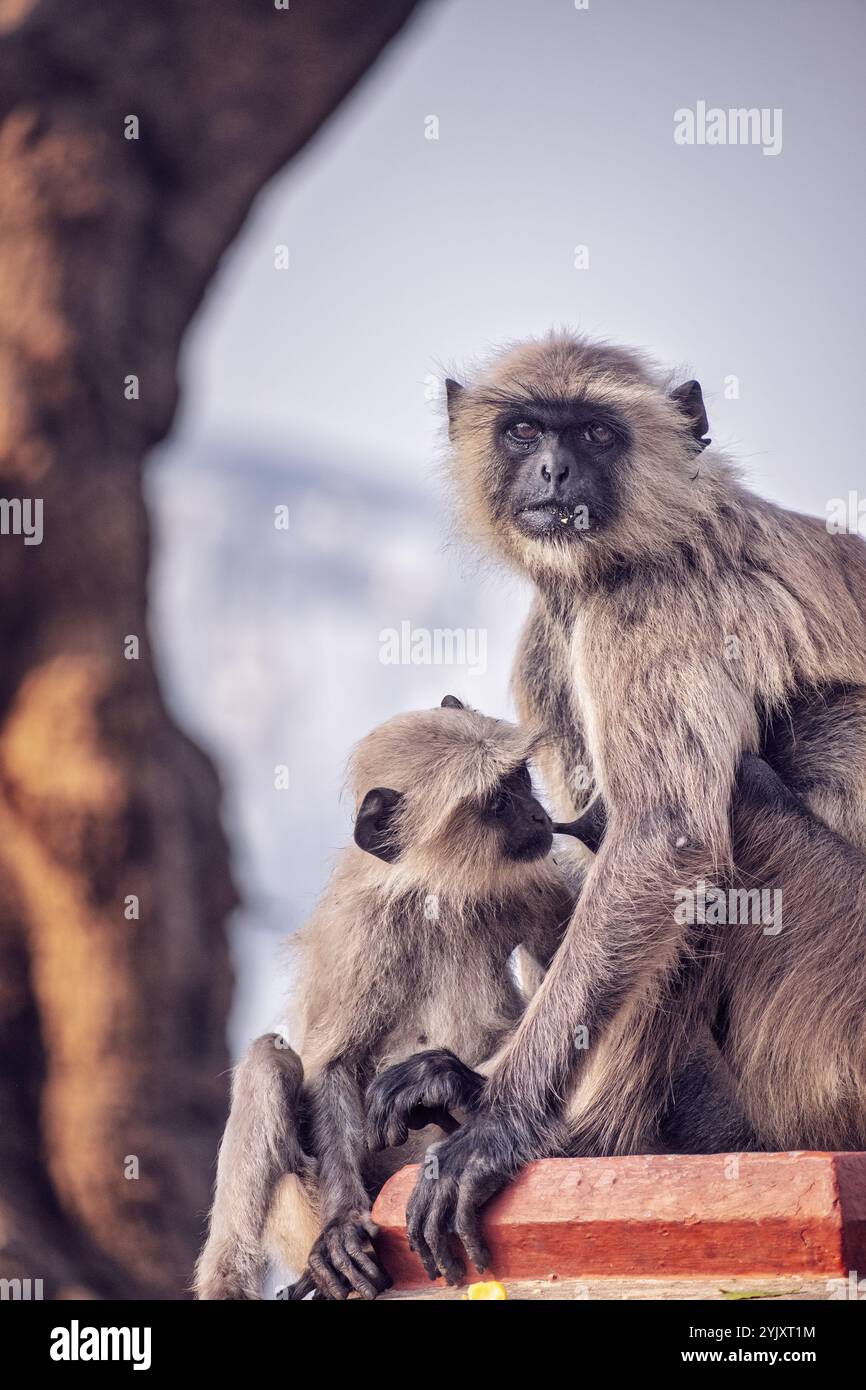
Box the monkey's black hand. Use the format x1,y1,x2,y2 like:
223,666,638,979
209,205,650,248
405,1112,520,1285
366,1049,485,1151
553,798,607,854
299,1212,392,1301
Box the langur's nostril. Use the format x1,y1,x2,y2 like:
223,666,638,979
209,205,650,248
556,464,570,484
541,462,551,482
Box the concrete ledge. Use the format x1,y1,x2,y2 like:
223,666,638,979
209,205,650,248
372,1153,866,1295
376,1275,841,1301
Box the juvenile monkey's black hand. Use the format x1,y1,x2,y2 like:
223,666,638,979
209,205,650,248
366,1049,485,1151
293,1212,391,1301
405,1111,523,1285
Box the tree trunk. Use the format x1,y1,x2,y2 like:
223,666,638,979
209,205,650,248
0,0,421,1299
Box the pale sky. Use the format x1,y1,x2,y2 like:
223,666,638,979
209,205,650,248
172,0,865,521
150,0,866,1048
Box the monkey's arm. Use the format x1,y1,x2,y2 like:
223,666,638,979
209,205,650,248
403,635,755,1282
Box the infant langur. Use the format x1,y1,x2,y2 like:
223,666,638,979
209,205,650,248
194,697,575,1300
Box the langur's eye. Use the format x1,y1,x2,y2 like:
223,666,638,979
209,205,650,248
506,421,542,445
582,420,616,447
487,789,508,817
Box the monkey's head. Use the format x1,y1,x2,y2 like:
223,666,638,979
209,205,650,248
444,334,714,583
349,696,555,897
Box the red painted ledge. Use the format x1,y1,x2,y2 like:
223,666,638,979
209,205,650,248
372,1153,866,1290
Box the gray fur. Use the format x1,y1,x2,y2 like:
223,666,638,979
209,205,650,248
449,332,866,1157
194,1035,312,1299
195,705,575,1298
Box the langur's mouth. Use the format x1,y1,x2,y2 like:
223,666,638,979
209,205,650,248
505,828,554,862
514,502,589,538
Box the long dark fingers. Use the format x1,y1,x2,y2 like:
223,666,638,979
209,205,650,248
455,1187,491,1275
387,1115,410,1148
366,1098,409,1152
407,1178,463,1284
323,1228,380,1301
322,1222,392,1301
407,1182,441,1281
424,1186,463,1285
285,1271,316,1300
308,1244,352,1301
343,1225,392,1297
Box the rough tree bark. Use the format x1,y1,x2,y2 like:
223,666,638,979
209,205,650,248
0,0,422,1299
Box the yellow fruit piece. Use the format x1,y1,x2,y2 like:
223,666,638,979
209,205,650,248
463,1281,507,1301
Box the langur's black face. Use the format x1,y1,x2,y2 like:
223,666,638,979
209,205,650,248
479,762,553,862
447,363,710,557
493,398,630,542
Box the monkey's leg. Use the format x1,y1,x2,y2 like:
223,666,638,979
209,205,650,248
554,788,749,1147
366,1048,484,1152
554,952,758,1161
657,1025,760,1154
195,1034,314,1300
563,759,826,1161
761,683,866,852
717,752,866,1150
565,755,848,1160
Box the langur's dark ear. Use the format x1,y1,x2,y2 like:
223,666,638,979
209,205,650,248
441,694,464,710
444,378,464,441
670,379,711,451
354,787,404,863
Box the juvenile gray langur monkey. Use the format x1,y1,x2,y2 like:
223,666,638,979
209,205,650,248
194,698,576,1300
374,333,866,1285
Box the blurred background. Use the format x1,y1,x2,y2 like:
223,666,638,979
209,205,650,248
1,0,863,1299
147,0,866,1055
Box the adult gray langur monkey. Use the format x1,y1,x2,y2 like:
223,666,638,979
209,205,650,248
372,333,866,1285
197,692,755,1300
194,698,577,1300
